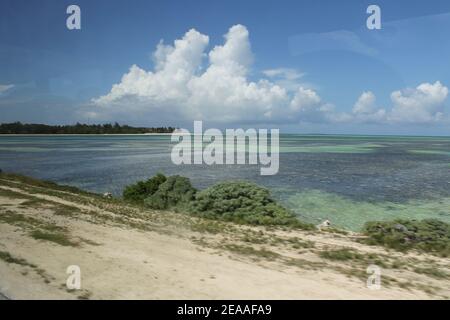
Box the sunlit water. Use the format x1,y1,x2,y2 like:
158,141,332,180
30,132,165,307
1,134,450,230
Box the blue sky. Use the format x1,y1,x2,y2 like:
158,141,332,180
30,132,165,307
1,0,450,135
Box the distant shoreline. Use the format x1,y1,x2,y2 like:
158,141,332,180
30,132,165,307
0,133,175,136
0,122,176,135
0,133,449,138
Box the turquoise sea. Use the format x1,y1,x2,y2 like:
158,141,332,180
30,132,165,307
1,134,450,231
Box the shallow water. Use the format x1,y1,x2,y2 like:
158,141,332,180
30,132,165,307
1,134,449,230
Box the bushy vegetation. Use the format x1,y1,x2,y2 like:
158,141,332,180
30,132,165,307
123,173,167,203
123,174,196,209
189,181,308,227
363,219,450,257
122,175,315,228
144,175,197,210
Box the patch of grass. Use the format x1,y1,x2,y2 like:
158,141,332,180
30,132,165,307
19,198,50,208
53,204,82,217
241,233,269,245
0,210,46,228
19,198,81,217
0,209,66,233
389,260,407,269
319,248,365,261
337,266,368,281
286,237,315,249
0,188,36,201
0,251,53,283
284,258,325,270
190,220,227,234
413,267,449,280
0,250,36,268
0,209,34,227
30,230,78,247
223,244,280,260
0,172,98,197
318,248,388,268
415,283,438,295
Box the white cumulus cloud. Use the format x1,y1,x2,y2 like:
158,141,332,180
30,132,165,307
90,25,332,124
352,91,387,123
389,81,448,123
349,82,449,124
90,25,448,127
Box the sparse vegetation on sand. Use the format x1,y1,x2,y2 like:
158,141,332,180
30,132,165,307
30,230,78,247
318,248,387,267
319,248,365,261
0,250,36,267
2,171,450,255
222,244,280,260
0,172,97,197
1,171,449,299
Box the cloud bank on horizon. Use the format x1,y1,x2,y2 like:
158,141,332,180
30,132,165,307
89,24,449,126
0,84,14,95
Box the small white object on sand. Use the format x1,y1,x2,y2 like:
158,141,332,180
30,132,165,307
317,219,331,231
103,192,113,199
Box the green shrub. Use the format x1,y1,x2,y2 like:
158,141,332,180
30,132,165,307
189,181,304,226
123,173,166,203
363,219,450,257
144,175,196,210
122,175,315,229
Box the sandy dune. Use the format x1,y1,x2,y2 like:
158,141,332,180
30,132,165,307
0,177,448,300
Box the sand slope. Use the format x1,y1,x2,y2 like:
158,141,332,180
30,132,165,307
0,176,449,300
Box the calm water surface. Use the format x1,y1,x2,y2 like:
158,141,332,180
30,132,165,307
1,134,449,230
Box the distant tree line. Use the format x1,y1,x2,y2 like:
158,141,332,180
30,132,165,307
0,122,176,134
